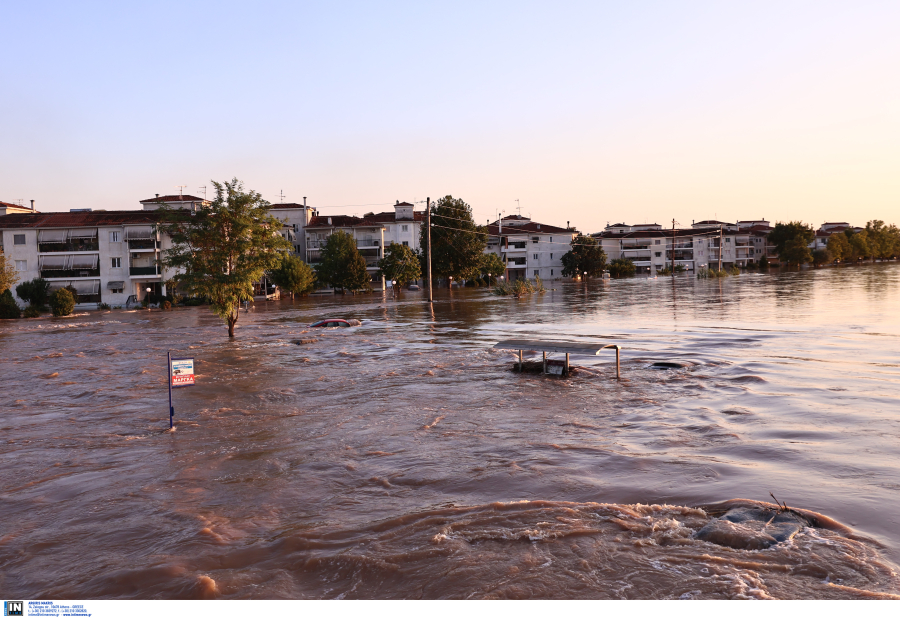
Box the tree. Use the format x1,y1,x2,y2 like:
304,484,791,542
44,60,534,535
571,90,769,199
0,254,19,295
561,234,608,278
768,221,815,267
811,249,832,267
378,242,421,291
0,290,21,319
50,288,75,317
158,178,292,337
15,278,51,308
846,229,870,262
315,230,371,293
268,254,316,298
608,258,635,278
827,233,850,263
865,220,900,260
420,196,486,284
479,252,506,285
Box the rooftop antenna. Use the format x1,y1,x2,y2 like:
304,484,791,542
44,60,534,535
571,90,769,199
199,185,207,199
515,199,521,217
279,189,285,204
176,185,187,200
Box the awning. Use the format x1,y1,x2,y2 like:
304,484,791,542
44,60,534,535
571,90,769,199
72,280,100,295
125,226,154,240
68,228,98,239
71,255,99,269
47,280,71,292
107,281,125,289
39,255,70,269
38,229,68,243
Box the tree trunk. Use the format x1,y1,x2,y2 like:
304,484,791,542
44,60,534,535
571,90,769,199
228,306,238,337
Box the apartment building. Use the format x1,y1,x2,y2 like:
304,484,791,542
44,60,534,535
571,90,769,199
485,215,576,281
593,220,775,274
304,201,423,287
0,208,172,308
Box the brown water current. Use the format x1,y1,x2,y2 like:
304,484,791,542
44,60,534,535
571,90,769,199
1,263,900,599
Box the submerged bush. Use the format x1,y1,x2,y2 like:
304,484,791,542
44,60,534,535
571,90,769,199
493,276,546,297
50,288,76,317
23,306,41,318
697,267,731,279
0,290,21,319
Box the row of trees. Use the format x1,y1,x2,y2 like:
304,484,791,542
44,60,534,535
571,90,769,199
768,220,900,267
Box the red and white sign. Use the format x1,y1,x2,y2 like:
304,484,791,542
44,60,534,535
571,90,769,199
171,358,195,387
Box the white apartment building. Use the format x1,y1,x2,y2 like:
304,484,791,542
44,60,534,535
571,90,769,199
593,220,775,274
485,215,577,281
1,207,175,309
304,201,423,287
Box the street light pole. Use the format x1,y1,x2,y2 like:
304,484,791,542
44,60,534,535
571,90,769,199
426,197,433,305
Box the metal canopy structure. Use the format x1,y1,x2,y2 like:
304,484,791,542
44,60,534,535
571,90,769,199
493,339,621,380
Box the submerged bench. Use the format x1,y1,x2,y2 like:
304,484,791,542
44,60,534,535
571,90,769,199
493,339,622,380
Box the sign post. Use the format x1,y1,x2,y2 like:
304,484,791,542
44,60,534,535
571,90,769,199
168,352,195,429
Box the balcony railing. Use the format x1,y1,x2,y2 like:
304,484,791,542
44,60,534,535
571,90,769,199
624,250,651,259
130,266,160,276
621,243,651,250
357,240,380,248
128,239,159,250
39,240,100,253
40,268,101,278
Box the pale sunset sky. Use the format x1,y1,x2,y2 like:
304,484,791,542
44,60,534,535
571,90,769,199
2,1,898,232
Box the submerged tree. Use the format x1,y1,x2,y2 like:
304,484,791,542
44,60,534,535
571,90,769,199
158,178,292,337
420,196,486,284
827,233,850,263
15,278,50,308
378,242,421,291
479,252,506,285
315,230,370,293
768,222,815,267
608,258,636,278
0,254,19,295
561,234,607,278
269,254,316,298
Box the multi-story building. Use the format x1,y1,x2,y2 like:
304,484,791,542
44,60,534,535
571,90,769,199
593,219,775,274
484,215,576,281
304,201,423,287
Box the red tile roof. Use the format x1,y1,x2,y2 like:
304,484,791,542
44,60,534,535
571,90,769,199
0,210,161,229
488,221,574,235
271,203,311,209
139,195,205,203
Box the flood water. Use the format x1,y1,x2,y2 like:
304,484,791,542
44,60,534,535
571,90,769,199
2,263,900,599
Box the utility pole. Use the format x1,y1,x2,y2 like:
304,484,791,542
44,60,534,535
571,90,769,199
718,225,723,272
671,218,676,271
426,197,433,304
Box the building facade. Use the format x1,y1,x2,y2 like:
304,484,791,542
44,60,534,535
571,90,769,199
485,215,577,281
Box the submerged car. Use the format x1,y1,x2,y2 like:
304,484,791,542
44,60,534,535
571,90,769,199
309,318,361,328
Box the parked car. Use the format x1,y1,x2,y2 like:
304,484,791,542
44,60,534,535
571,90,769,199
309,318,361,328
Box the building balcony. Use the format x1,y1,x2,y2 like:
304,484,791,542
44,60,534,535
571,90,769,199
39,241,100,253
357,240,380,248
622,250,651,259
41,268,101,279
130,266,160,276
621,243,651,250
502,245,527,252
127,239,159,250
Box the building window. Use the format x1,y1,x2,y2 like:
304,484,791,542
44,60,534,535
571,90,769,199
550,237,552,242
402,241,408,246
401,225,408,232
109,231,120,242
534,270,539,277
14,234,25,245
534,253,539,260
654,239,660,245
532,237,539,243
109,286,124,294
15,260,27,271
655,252,662,257
549,253,553,259
111,257,121,268
551,269,554,276
726,238,731,243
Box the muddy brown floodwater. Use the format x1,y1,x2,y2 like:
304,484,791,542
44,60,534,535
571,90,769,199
2,264,900,599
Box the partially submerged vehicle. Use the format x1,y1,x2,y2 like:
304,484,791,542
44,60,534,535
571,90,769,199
309,318,361,328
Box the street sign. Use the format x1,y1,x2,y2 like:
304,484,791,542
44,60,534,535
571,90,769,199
171,357,195,387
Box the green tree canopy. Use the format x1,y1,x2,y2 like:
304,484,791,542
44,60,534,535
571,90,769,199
420,196,487,284
827,233,850,262
479,252,506,284
378,242,422,290
846,229,870,262
0,289,21,319
50,288,75,317
561,234,608,278
0,254,19,295
768,222,815,267
865,220,900,259
15,278,50,307
315,230,371,293
269,254,316,298
608,258,635,278
158,178,292,337
811,248,832,267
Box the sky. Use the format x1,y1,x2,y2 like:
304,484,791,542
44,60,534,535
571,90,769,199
2,1,899,232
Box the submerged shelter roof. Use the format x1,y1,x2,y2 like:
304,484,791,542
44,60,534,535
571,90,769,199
493,340,620,354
